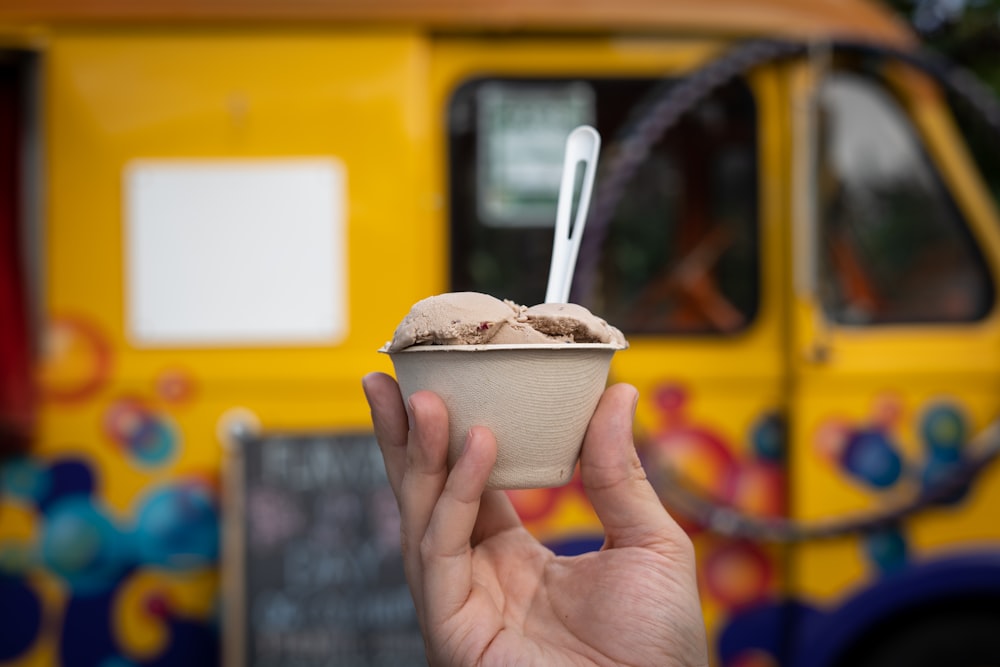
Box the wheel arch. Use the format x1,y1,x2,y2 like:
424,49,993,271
797,553,1000,667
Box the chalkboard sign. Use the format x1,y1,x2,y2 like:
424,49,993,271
224,431,428,667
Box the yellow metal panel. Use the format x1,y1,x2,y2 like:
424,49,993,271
44,28,434,399
33,23,446,516
785,55,1000,616
3,30,438,667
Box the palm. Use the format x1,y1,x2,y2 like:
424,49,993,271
433,525,702,667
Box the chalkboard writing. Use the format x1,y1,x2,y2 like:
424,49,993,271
225,432,427,667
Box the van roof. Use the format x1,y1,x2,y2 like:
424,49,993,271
1,0,916,48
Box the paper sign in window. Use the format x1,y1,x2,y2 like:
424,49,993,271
124,159,347,347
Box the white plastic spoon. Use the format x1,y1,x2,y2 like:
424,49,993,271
544,125,601,304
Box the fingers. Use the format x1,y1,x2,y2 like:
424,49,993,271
580,383,688,553
420,426,497,624
388,389,452,623
361,372,409,496
399,396,518,550
399,390,452,563
362,378,449,623
363,374,520,543
363,375,520,629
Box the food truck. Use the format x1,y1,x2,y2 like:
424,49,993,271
2,0,1000,665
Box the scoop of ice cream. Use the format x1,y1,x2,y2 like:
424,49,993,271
523,302,627,347
384,292,520,352
383,292,628,352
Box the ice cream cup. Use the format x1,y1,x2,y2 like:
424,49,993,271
384,343,620,490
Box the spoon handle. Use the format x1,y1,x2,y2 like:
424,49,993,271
545,125,601,304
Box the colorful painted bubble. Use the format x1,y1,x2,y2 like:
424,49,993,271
703,540,773,610
0,578,42,660
920,404,966,460
841,429,903,489
750,413,785,462
154,368,197,405
863,526,908,572
41,496,132,594
103,398,177,467
133,483,219,570
0,455,51,503
38,315,113,403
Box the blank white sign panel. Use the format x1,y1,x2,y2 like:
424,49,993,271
124,158,347,347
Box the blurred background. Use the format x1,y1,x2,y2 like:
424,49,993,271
2,1,1000,666
886,0,1000,194
887,0,1000,83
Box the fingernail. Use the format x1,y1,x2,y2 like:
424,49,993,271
462,428,475,455
631,388,639,419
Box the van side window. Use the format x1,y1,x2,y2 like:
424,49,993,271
816,71,994,325
448,78,759,335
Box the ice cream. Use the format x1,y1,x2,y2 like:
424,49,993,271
382,292,627,352
380,292,627,490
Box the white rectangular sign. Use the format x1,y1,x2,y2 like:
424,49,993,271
124,158,347,347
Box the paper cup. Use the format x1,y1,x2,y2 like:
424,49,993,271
385,343,620,490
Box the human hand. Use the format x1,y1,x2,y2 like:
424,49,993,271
362,372,708,667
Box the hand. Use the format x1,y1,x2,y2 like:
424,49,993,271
362,372,709,667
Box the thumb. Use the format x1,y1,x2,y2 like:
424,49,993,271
580,383,688,552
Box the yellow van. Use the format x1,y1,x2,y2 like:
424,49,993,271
2,0,999,665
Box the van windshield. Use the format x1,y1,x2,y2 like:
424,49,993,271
448,77,760,336
816,70,994,325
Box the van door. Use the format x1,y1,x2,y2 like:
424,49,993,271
788,53,1000,605
432,37,793,640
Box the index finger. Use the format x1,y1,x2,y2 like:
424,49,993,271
420,425,497,625
361,372,409,498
